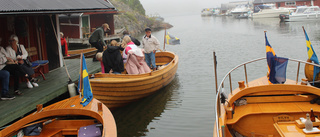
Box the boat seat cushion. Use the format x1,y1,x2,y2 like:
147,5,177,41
78,124,102,137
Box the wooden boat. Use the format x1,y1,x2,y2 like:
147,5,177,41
64,47,98,59
214,57,320,137
0,95,117,137
89,51,178,109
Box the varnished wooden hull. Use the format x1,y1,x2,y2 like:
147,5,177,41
65,47,98,59
90,51,179,109
0,96,117,137
214,58,320,137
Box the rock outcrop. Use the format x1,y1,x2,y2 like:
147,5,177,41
109,0,172,36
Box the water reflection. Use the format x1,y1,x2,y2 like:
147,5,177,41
112,76,181,137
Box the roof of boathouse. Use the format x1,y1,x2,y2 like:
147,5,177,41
0,0,116,15
253,0,309,4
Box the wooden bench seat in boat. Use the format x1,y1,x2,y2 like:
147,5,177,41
226,102,320,124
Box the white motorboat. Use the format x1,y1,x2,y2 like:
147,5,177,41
231,4,252,18
279,6,320,22
201,8,213,16
252,4,292,18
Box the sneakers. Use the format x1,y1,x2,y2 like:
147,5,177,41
14,90,23,95
30,78,39,83
32,82,39,87
27,81,33,88
1,94,15,100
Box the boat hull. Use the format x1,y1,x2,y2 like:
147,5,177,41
0,96,117,137
253,10,289,18
90,51,179,109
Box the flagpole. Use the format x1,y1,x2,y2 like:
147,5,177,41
302,26,306,35
79,53,83,99
163,27,166,51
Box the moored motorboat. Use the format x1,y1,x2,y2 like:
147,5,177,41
213,56,320,137
0,95,117,137
279,6,320,22
202,8,213,16
231,4,252,18
89,51,179,109
252,4,292,18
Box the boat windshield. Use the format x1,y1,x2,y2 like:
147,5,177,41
296,7,308,13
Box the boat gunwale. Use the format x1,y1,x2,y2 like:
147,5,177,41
0,97,116,137
214,57,320,137
90,51,179,82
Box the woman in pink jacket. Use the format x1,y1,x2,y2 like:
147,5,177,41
126,48,151,74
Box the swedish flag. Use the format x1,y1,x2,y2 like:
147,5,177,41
165,32,180,45
265,32,288,84
78,55,93,107
303,27,320,82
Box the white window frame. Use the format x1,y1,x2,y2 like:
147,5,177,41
285,1,296,6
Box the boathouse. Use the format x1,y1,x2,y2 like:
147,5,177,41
253,0,320,8
59,10,119,46
0,0,117,127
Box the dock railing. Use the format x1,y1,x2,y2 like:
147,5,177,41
214,57,320,137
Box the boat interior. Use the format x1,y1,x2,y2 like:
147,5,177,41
0,96,115,137
215,58,320,137
93,51,177,77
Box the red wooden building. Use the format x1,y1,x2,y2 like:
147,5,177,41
59,12,117,39
0,0,117,71
253,0,320,8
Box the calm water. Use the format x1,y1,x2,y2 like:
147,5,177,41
112,13,320,137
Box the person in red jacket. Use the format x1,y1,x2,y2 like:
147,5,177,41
60,32,68,56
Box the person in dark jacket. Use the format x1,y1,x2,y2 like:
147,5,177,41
89,23,110,61
123,30,140,46
102,41,124,74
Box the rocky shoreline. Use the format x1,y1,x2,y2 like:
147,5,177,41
110,0,172,36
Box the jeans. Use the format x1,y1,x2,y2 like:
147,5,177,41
0,70,10,96
3,64,29,91
61,46,66,56
145,52,156,68
112,72,121,74
91,42,104,61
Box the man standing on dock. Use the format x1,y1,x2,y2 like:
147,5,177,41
142,28,160,70
89,23,110,61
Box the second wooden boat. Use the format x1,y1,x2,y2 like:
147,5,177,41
90,51,179,109
65,47,98,59
214,57,320,137
0,95,117,137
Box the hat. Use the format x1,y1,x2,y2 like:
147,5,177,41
102,23,110,30
145,28,151,32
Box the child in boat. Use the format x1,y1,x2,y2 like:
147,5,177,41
96,52,104,73
122,36,138,63
126,48,151,74
102,40,124,74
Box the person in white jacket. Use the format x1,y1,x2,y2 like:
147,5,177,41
3,35,39,89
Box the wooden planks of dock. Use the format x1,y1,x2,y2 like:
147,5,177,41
0,58,101,127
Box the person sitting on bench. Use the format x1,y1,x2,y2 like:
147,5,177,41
3,35,39,89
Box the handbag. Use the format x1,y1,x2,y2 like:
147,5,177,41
22,123,43,136
24,58,32,67
17,44,32,67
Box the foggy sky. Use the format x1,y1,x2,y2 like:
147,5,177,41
140,0,243,17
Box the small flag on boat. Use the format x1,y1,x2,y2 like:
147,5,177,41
165,32,180,45
265,32,288,84
78,55,93,107
303,27,320,83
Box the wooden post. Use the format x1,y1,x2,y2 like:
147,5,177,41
163,27,166,51
79,53,83,98
213,51,218,94
36,104,43,112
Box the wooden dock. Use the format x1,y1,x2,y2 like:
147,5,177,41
0,58,101,127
